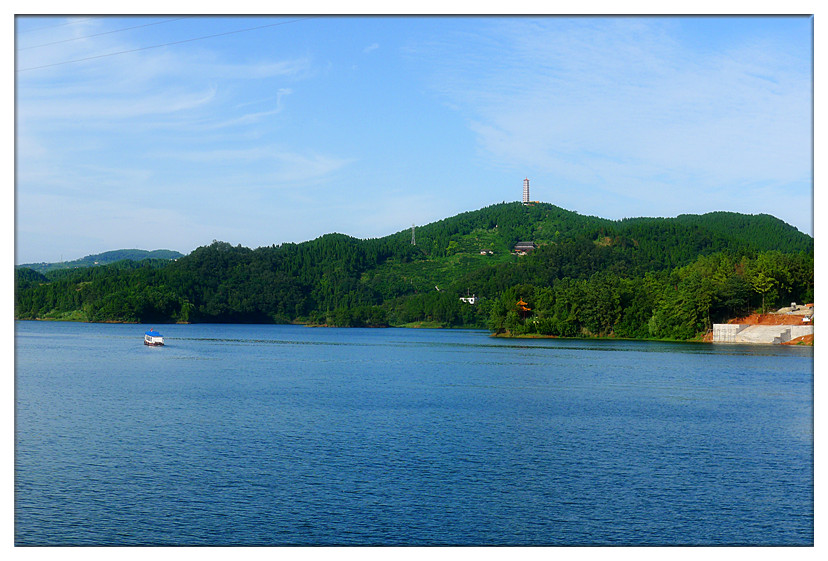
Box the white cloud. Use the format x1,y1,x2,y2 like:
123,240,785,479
18,85,219,123
363,43,379,54
199,88,293,130
16,18,311,131
234,89,293,110
416,17,812,229
155,146,353,179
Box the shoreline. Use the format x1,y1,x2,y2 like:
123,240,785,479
489,331,710,344
14,318,813,345
489,330,813,346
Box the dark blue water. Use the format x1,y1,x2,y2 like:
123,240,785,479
15,321,813,545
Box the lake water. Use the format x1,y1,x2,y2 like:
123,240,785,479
14,321,813,546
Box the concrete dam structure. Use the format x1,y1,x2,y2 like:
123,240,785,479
712,303,813,345
712,323,814,344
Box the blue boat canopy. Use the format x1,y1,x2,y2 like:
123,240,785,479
145,330,162,336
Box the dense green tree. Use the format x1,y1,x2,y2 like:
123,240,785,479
15,204,812,341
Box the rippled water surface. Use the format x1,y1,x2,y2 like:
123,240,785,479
15,321,813,545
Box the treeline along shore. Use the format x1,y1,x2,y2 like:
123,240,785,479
15,202,813,341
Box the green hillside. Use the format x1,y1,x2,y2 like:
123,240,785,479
15,203,813,339
18,248,184,273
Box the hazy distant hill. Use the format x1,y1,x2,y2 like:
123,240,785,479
18,249,185,273
15,203,813,338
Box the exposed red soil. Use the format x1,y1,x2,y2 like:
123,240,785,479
728,313,812,326
781,334,814,346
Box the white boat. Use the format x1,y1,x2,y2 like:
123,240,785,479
144,329,164,346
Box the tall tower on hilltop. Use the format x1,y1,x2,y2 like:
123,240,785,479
523,178,530,204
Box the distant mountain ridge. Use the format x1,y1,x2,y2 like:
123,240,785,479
18,249,184,273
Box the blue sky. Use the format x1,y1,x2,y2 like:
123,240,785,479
14,15,814,264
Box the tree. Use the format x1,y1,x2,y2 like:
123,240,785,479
749,270,776,314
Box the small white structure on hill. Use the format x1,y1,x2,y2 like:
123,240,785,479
460,291,477,305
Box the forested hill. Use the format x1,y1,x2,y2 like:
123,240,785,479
15,202,813,340
18,248,184,273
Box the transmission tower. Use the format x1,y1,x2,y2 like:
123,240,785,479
411,224,416,245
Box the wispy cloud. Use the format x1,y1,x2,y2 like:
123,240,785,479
416,17,812,220
148,147,355,197
203,88,293,130
19,85,219,123
17,18,311,128
363,42,379,54
15,17,328,260
234,89,292,110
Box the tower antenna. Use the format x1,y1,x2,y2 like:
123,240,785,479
411,224,416,246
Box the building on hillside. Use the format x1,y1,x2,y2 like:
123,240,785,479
513,241,536,255
460,289,477,305
516,298,532,320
